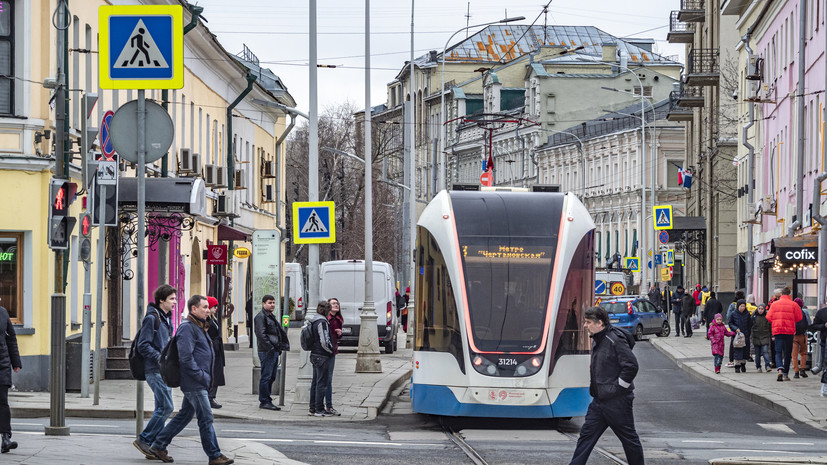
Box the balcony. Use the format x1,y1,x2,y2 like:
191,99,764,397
675,84,704,107
685,48,719,86
666,91,694,122
667,11,695,44
677,0,705,22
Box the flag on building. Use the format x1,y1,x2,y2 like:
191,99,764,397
677,167,684,186
682,169,692,188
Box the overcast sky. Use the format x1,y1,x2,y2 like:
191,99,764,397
193,0,684,114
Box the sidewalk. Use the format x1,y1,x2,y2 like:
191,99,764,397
649,333,827,431
11,328,412,423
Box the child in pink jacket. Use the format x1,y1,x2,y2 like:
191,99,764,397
708,313,735,374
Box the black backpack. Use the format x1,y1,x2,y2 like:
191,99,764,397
128,312,161,381
300,320,316,351
159,331,182,388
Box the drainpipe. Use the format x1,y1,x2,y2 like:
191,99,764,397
742,34,756,296
227,71,258,190
790,0,807,235
275,114,297,227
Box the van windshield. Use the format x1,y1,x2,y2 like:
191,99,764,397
321,270,388,306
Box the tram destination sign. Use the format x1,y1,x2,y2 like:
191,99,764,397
462,245,552,261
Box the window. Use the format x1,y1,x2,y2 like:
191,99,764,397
633,86,653,98
0,232,23,323
0,1,13,115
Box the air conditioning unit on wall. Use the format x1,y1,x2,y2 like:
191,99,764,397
204,164,218,186
261,160,276,179
234,169,246,190
215,166,228,189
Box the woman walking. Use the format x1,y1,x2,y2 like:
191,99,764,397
752,304,772,372
324,298,343,416
206,297,226,409
0,301,21,453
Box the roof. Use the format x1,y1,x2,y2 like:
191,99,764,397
438,25,679,65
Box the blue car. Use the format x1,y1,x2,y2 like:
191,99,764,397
598,296,670,341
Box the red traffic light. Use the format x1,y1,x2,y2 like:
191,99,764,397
82,214,91,237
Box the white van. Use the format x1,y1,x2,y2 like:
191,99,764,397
284,262,306,320
319,259,399,354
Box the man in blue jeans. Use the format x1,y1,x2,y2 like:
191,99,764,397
133,285,176,459
149,295,234,465
254,294,288,411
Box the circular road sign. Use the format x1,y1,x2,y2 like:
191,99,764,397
658,230,669,244
595,280,607,295
480,170,493,187
610,282,626,296
99,110,116,160
109,99,174,163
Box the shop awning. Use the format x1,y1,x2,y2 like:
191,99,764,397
218,224,251,242
771,236,818,252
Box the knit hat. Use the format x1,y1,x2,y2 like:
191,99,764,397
736,299,746,307
405,287,410,293
714,313,723,320
207,296,219,309
794,298,804,307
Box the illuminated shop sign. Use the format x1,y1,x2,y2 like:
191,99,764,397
0,251,14,262
776,246,818,264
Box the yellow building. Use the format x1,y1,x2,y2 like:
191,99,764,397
0,0,295,390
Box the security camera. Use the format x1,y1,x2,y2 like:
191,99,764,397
732,89,739,100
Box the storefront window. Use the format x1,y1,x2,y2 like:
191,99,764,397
0,232,22,323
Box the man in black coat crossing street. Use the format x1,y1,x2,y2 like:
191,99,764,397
569,306,644,465
0,303,22,454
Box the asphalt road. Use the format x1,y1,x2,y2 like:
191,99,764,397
9,339,825,464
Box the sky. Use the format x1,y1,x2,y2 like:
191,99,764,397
192,0,684,114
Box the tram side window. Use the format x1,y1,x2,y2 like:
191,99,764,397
550,231,593,372
415,227,464,373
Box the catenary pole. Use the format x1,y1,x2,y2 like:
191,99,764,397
406,0,416,347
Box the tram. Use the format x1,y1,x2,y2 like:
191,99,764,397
411,188,595,418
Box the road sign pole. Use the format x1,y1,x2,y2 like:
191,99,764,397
93,185,106,406
135,89,147,437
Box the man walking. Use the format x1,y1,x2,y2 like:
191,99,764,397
681,290,696,337
671,286,684,337
254,294,288,411
767,287,803,382
0,300,21,454
133,285,176,458
149,295,234,465
569,306,644,465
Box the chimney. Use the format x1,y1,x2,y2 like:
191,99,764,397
602,43,617,63
429,50,438,63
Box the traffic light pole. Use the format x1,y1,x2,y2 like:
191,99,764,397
46,0,69,437
93,185,106,406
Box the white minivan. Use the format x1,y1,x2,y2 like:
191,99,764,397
284,262,306,320
319,259,399,354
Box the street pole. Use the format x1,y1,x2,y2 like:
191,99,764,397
93,185,105,406
406,0,416,347
295,0,318,403
46,0,69,437
135,90,148,436
357,0,382,373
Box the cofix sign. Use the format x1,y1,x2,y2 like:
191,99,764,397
206,244,228,265
776,246,818,264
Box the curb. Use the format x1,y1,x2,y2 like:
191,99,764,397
361,365,412,419
649,339,827,432
708,457,827,465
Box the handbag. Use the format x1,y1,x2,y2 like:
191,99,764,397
733,331,746,348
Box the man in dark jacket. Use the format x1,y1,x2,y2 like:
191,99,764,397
133,285,176,459
0,303,21,454
149,295,233,465
570,306,643,465
254,294,288,411
681,291,696,337
671,286,684,337
704,292,723,335
810,305,827,376
308,300,334,417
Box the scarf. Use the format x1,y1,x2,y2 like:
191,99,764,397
187,313,210,331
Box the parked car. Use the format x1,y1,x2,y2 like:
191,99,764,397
598,295,670,341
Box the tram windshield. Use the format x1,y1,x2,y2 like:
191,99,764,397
451,192,563,353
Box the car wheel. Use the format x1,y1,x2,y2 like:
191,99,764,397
656,322,670,337
634,325,644,341
385,336,395,354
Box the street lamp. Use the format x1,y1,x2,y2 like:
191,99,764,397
600,64,649,290
439,15,525,191
542,128,585,196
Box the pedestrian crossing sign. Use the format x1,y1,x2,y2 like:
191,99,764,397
293,201,336,244
98,5,183,90
625,257,640,272
653,205,673,230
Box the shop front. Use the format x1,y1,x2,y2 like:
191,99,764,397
767,236,819,307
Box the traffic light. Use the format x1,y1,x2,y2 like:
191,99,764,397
79,212,92,264
92,176,119,227
47,179,78,250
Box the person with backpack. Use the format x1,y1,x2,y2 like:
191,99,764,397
132,285,176,460
809,304,827,395
206,297,226,409
569,306,643,465
324,298,344,416
307,300,334,417
254,294,288,411
149,295,234,465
